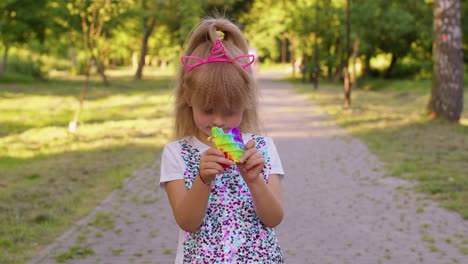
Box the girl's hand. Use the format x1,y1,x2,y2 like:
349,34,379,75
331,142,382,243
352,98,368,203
237,140,264,184
199,148,233,184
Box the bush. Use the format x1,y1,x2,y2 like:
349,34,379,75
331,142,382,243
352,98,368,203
0,72,35,83
42,56,73,72
2,56,46,80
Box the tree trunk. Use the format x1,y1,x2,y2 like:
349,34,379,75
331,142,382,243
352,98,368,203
301,54,307,83
333,64,343,82
428,0,464,122
331,37,341,81
313,2,320,90
1,45,9,73
93,55,109,86
135,17,156,80
281,32,287,64
290,36,297,78
343,0,351,107
344,69,351,105
361,55,371,77
70,58,91,133
384,53,398,79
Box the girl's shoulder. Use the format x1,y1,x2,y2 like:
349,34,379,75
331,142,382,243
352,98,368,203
163,136,207,154
163,139,183,152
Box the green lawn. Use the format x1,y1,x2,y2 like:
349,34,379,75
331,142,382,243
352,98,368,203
0,72,174,263
291,77,468,219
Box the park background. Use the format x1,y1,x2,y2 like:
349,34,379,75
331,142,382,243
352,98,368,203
0,0,467,263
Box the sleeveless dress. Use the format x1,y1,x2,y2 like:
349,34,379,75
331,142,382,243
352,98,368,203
160,134,285,263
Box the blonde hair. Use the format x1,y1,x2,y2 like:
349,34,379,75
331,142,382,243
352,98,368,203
173,17,261,139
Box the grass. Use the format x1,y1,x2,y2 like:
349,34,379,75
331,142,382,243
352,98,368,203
291,77,468,219
55,246,95,263
0,71,174,263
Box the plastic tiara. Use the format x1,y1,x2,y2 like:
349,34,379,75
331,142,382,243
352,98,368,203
181,38,255,73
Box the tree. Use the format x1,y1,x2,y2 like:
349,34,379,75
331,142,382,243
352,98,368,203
67,0,130,132
0,0,48,74
134,0,179,80
240,0,289,63
134,0,158,80
428,0,464,122
350,0,431,78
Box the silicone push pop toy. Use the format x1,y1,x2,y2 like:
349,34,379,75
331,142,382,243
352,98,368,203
208,127,245,166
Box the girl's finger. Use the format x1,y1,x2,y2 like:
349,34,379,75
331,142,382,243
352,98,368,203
202,160,225,170
203,155,233,168
215,156,234,166
200,168,220,178
201,159,226,172
203,149,233,165
239,147,258,163
205,148,225,157
245,155,264,170
244,140,255,150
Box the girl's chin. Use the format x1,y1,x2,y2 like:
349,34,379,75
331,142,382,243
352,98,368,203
196,130,212,143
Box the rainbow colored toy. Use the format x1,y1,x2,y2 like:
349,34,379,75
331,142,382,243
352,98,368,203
208,127,245,163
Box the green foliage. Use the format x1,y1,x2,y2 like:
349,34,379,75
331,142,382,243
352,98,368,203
0,0,450,81
240,0,290,62
0,71,36,83
0,52,46,80
354,0,432,77
0,0,49,45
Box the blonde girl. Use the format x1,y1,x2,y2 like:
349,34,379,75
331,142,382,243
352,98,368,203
160,17,285,263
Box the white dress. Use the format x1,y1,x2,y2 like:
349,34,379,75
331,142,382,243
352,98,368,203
160,133,285,263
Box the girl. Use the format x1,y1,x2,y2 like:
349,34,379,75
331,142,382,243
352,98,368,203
160,17,285,263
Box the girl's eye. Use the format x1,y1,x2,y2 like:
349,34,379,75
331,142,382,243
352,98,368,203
203,109,214,114
224,109,241,116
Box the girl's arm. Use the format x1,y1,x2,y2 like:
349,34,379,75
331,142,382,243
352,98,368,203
165,177,211,233
246,174,284,228
237,140,284,228
165,148,232,233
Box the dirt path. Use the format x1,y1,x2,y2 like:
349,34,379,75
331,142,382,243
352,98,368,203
261,72,468,264
30,73,468,264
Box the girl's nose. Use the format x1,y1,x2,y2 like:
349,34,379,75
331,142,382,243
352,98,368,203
212,115,224,128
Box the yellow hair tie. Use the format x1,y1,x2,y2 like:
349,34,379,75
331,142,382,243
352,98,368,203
216,30,225,40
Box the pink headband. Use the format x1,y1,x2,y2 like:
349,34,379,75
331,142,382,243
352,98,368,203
181,38,255,73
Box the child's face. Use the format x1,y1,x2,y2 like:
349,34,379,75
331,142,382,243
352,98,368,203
192,105,243,144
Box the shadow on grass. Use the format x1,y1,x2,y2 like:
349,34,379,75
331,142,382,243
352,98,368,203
0,143,162,264
0,77,173,136
0,121,42,137
336,116,404,128
0,76,173,99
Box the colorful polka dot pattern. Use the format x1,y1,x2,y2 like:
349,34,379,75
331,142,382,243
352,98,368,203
179,135,284,263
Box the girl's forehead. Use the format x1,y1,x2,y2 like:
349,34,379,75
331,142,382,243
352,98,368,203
194,99,243,112
190,91,246,111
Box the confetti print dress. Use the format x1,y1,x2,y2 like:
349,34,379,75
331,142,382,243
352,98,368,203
160,134,285,264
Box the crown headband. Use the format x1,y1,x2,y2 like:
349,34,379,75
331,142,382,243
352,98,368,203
181,37,255,73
